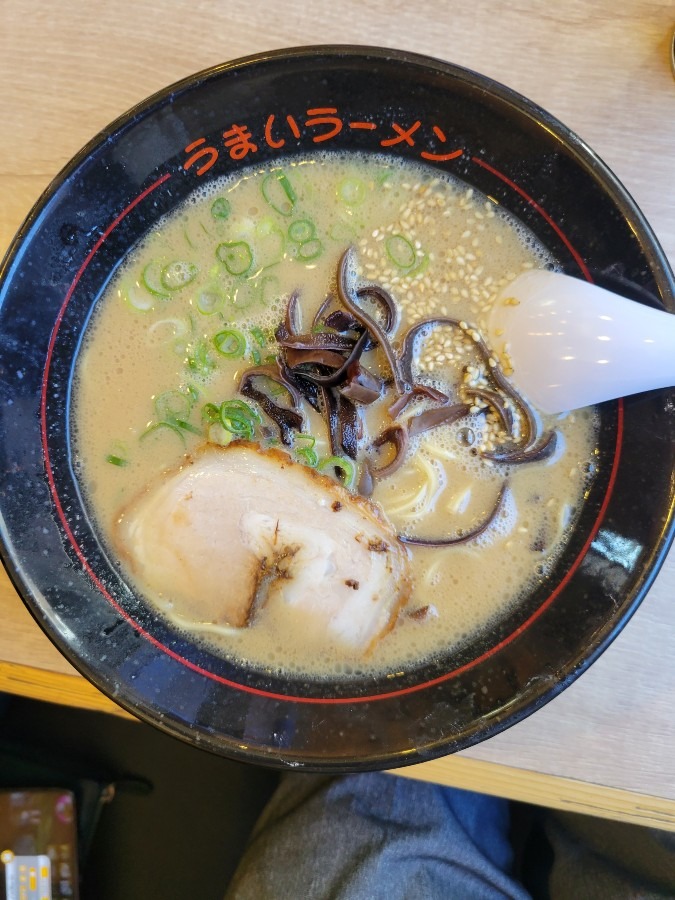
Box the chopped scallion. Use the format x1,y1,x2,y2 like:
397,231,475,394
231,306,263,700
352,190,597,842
296,447,319,467
140,422,186,445
288,219,315,243
142,261,170,299
338,177,366,206
161,260,198,291
385,234,417,269
214,329,247,358
297,239,324,262
218,399,261,441
231,284,255,310
207,423,234,447
154,390,192,423
121,281,154,312
196,287,226,315
211,197,231,220
257,274,280,305
174,419,203,436
105,454,128,467
187,340,215,377
256,217,281,237
318,455,355,488
255,223,285,269
262,171,296,216
202,402,222,424
294,436,319,467
216,241,253,276
250,325,266,347
185,384,200,405
221,399,261,418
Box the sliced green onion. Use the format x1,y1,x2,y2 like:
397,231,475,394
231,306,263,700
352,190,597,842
121,281,154,312
185,384,200,405
183,220,213,248
106,439,130,467
147,388,201,439
220,416,254,440
294,435,319,467
106,454,128,467
288,219,315,243
256,217,281,237
318,455,355,488
255,222,285,269
338,177,366,206
296,447,319,467
161,260,198,291
221,399,261,419
211,197,231,220
250,325,266,347
142,261,170,298
140,421,186,445
219,399,261,441
187,340,215,377
250,348,262,366
232,284,255,310
385,234,417,269
174,419,203,436
207,423,234,447
257,274,280,305
196,287,226,315
409,253,430,278
214,329,247,358
297,239,324,262
216,241,253,276
154,390,192,423
148,316,190,340
201,402,222,425
262,171,296,216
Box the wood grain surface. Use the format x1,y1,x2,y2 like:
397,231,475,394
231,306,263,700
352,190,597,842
1,0,675,829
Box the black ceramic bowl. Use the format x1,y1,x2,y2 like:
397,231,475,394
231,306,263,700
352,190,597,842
1,46,674,770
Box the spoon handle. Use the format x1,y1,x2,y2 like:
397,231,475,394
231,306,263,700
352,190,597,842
490,270,675,413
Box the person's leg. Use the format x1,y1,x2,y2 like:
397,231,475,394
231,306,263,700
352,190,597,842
225,772,531,899
536,809,675,899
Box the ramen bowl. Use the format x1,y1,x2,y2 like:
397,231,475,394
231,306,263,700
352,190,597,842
1,46,674,770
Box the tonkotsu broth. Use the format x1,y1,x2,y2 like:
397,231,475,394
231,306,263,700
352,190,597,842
73,152,599,679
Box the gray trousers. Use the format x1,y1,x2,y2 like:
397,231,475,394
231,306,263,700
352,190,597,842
225,772,530,899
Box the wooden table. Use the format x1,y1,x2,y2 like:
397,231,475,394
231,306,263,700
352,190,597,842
2,0,675,831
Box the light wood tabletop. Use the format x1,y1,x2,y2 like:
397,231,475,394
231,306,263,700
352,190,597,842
2,0,675,831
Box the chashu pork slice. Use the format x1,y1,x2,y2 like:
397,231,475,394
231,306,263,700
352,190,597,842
115,441,412,653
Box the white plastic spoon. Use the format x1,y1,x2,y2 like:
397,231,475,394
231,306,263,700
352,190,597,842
487,269,675,414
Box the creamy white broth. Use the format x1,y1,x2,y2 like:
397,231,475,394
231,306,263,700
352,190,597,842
73,152,598,678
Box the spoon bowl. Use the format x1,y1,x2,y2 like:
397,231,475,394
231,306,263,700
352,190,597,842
488,270,675,413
